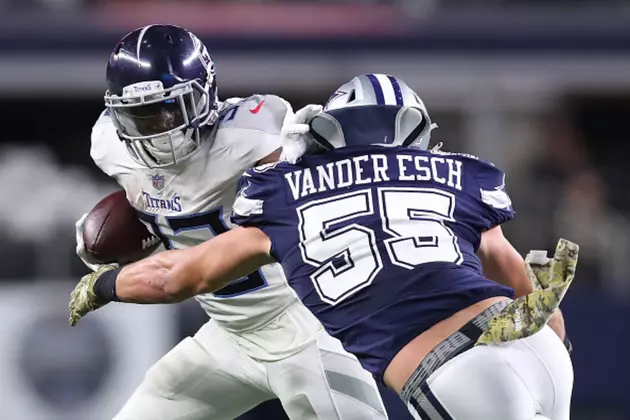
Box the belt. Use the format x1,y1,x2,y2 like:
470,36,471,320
400,298,511,401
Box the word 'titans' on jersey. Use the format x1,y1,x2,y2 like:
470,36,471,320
142,191,183,212
284,153,463,200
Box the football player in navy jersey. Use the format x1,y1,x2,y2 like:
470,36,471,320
71,74,574,420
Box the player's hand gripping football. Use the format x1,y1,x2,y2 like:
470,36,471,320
69,264,118,326
75,213,107,272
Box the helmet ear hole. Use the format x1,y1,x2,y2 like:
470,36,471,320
347,89,356,103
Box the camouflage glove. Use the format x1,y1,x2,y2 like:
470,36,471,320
69,264,119,326
476,238,578,346
525,247,575,353
526,248,561,290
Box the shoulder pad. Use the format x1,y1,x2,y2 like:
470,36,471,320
90,109,137,177
218,94,293,136
473,159,513,216
232,165,285,226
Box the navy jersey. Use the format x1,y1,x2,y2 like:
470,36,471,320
231,145,515,382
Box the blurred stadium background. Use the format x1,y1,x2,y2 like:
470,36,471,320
0,0,628,419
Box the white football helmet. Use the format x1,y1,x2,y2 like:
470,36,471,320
315,73,436,150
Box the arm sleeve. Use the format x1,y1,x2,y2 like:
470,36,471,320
473,160,515,229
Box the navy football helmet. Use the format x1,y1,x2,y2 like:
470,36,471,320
105,24,218,167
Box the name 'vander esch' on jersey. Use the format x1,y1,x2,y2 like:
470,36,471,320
284,152,464,200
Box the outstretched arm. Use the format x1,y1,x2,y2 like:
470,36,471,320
117,226,273,303
69,226,273,325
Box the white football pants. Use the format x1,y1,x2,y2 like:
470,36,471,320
405,325,573,420
113,305,387,420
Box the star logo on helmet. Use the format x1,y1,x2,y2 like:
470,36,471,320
324,90,346,110
328,90,346,102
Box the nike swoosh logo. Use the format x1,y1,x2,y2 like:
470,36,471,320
249,100,265,114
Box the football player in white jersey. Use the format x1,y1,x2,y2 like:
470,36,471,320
73,25,388,420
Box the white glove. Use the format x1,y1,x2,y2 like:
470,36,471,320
280,104,323,164
75,213,118,272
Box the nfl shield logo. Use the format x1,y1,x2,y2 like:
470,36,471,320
151,174,165,190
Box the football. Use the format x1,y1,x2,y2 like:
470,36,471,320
83,190,161,264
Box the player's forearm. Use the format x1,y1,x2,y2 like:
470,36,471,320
482,247,533,297
478,227,533,297
192,226,276,293
115,249,197,304
100,226,274,304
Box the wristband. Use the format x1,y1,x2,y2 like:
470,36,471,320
94,267,122,302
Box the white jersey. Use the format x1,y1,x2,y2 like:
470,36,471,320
91,94,301,332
